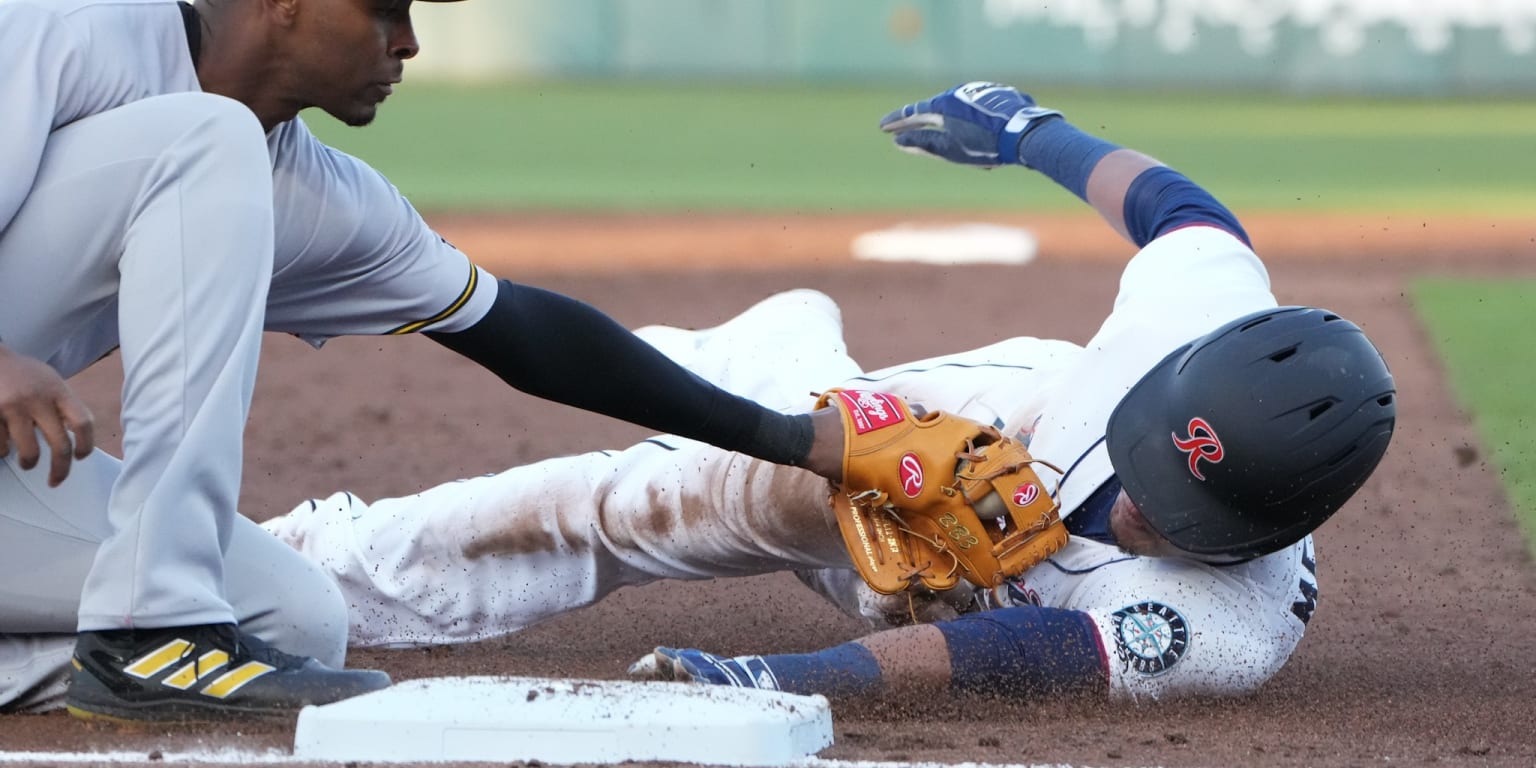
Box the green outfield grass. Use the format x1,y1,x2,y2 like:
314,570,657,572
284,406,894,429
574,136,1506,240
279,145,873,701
304,81,1536,214
303,81,1536,551
1413,278,1536,549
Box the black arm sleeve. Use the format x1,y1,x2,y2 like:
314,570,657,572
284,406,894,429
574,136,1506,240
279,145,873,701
427,279,813,466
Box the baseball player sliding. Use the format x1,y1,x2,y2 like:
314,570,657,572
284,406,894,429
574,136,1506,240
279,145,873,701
264,83,1398,701
0,0,858,723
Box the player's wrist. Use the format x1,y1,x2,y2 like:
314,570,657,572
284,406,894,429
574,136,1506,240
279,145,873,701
998,108,1065,166
800,408,844,482
737,409,819,473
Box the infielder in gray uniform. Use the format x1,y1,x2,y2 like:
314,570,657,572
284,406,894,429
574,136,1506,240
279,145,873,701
267,83,1398,703
0,0,849,723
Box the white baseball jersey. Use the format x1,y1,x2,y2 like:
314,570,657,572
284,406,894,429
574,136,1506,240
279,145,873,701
0,0,494,707
268,226,1321,700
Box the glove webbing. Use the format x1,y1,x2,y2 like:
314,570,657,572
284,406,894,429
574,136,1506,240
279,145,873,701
842,488,961,584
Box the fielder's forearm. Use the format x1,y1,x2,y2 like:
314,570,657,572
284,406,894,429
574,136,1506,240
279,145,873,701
428,279,814,467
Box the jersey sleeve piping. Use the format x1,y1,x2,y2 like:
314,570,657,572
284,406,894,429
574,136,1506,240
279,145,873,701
847,360,1040,383
384,257,480,335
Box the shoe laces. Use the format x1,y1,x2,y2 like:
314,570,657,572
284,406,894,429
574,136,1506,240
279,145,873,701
198,624,308,671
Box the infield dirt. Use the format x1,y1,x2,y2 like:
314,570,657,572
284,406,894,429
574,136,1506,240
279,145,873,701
2,210,1532,767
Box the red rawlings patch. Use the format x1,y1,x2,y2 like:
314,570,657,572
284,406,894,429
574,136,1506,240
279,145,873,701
835,390,906,435
1012,483,1039,507
899,452,924,498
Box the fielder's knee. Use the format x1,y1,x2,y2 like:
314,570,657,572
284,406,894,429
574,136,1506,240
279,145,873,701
134,93,275,278
244,562,351,669
129,92,271,199
147,92,265,143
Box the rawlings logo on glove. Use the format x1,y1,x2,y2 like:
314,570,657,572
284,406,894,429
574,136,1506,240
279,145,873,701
816,388,1069,595
829,389,905,433
898,453,924,497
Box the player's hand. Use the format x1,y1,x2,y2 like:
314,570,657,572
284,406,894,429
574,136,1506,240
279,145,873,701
627,647,779,689
878,82,1062,168
856,581,985,628
0,345,95,486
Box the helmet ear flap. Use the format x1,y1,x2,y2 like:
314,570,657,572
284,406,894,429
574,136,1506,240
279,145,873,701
1106,306,1396,559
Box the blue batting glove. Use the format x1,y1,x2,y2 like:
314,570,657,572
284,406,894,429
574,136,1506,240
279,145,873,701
628,647,781,690
879,82,1062,168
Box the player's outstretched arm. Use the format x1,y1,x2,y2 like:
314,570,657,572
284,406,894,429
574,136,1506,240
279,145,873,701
629,605,1108,700
879,82,1250,249
426,279,845,479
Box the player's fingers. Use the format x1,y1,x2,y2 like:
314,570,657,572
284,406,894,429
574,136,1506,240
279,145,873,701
892,129,957,160
879,97,945,131
912,584,981,620
877,106,909,130
57,397,96,459
936,584,984,614
625,652,655,678
880,111,944,134
3,410,42,472
33,411,75,487
627,648,681,681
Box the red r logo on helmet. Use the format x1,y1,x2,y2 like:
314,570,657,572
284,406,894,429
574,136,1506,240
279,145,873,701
1171,417,1224,481
899,452,924,498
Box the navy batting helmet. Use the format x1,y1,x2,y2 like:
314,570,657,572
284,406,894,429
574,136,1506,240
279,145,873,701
1105,307,1396,559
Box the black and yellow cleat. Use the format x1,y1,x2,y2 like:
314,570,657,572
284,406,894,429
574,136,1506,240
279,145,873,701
65,623,390,723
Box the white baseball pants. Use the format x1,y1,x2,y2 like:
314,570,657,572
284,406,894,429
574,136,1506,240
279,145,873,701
266,290,1079,647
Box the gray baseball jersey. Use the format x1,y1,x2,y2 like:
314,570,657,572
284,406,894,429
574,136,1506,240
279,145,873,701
0,0,496,704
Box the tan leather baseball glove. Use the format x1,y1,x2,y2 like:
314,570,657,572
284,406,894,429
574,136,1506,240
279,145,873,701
816,388,1069,595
